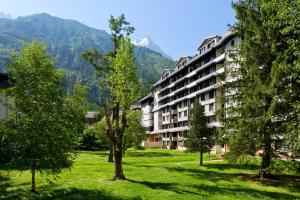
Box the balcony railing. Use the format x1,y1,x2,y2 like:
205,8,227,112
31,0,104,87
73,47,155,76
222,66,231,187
171,137,178,141
162,137,170,141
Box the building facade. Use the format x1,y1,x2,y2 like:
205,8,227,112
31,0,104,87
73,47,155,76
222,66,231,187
140,32,239,154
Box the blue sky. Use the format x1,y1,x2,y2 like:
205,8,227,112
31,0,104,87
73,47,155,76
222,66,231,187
0,0,236,60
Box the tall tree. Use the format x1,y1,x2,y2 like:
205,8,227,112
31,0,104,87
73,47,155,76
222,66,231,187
186,101,214,166
221,0,300,178
83,14,135,163
5,42,88,192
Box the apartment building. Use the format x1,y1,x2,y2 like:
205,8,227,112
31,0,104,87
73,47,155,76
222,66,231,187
0,73,10,119
140,31,240,153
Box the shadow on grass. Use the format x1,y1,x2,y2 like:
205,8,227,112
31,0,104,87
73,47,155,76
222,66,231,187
125,162,300,194
0,174,141,200
166,165,299,192
127,178,299,199
204,163,260,171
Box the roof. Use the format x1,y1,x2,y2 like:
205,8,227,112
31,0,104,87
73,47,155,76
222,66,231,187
138,93,153,103
175,56,192,67
197,35,221,50
153,31,236,87
160,69,174,77
0,73,11,89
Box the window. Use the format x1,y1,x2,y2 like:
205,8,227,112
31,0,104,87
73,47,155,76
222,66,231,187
179,112,182,118
166,116,169,121
231,39,235,47
199,47,205,54
209,90,215,99
209,103,214,111
209,116,216,123
201,94,205,101
207,41,214,49
184,101,188,107
184,111,188,117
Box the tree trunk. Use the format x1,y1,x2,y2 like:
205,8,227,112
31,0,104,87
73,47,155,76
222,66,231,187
108,144,114,162
113,142,126,180
200,146,203,166
260,131,271,178
122,135,126,155
31,159,36,192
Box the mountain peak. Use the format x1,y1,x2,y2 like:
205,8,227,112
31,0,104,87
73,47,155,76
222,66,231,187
132,36,172,60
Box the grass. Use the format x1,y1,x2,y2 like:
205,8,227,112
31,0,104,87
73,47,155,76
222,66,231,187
0,149,299,200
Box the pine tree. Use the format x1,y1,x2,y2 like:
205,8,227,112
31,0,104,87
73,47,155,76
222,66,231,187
221,0,300,178
186,101,214,166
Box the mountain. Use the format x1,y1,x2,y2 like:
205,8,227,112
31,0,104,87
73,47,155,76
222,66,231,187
0,13,175,104
133,36,172,59
0,11,12,19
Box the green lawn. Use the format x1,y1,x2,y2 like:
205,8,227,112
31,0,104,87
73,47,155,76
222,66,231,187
0,149,299,200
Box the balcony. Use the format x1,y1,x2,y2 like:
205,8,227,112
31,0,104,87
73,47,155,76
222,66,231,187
178,136,186,141
171,110,178,115
171,117,178,123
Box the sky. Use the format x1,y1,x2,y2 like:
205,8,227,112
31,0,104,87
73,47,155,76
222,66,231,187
0,0,236,60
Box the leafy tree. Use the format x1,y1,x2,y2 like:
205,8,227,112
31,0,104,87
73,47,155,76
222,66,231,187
5,42,88,192
186,101,214,166
84,15,140,180
123,110,146,152
83,14,135,163
81,119,110,151
221,0,300,178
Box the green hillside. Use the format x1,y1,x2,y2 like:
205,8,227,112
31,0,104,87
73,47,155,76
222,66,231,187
0,13,175,103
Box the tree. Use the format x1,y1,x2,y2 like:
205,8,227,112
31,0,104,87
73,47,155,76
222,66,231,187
83,14,135,163
186,101,214,166
81,119,110,151
83,15,140,180
123,110,146,152
5,42,88,192
221,0,300,178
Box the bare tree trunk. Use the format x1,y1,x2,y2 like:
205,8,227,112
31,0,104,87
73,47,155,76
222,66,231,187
200,146,203,166
113,141,126,180
108,144,114,162
31,159,36,192
260,131,271,178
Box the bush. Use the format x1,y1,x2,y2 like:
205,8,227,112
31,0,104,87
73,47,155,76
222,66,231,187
79,120,110,151
224,152,260,170
268,159,300,175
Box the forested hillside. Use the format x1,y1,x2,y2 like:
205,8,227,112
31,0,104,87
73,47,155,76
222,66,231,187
0,13,175,103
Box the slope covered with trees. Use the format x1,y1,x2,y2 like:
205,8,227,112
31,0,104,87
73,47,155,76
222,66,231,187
0,13,175,103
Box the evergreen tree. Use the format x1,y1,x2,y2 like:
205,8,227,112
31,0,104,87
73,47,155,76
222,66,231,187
221,0,300,178
5,42,88,192
186,101,214,166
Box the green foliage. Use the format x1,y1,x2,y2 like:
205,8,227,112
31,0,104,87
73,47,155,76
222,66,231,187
4,42,88,191
221,0,300,174
108,37,141,110
81,120,110,151
186,101,214,153
124,110,146,150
